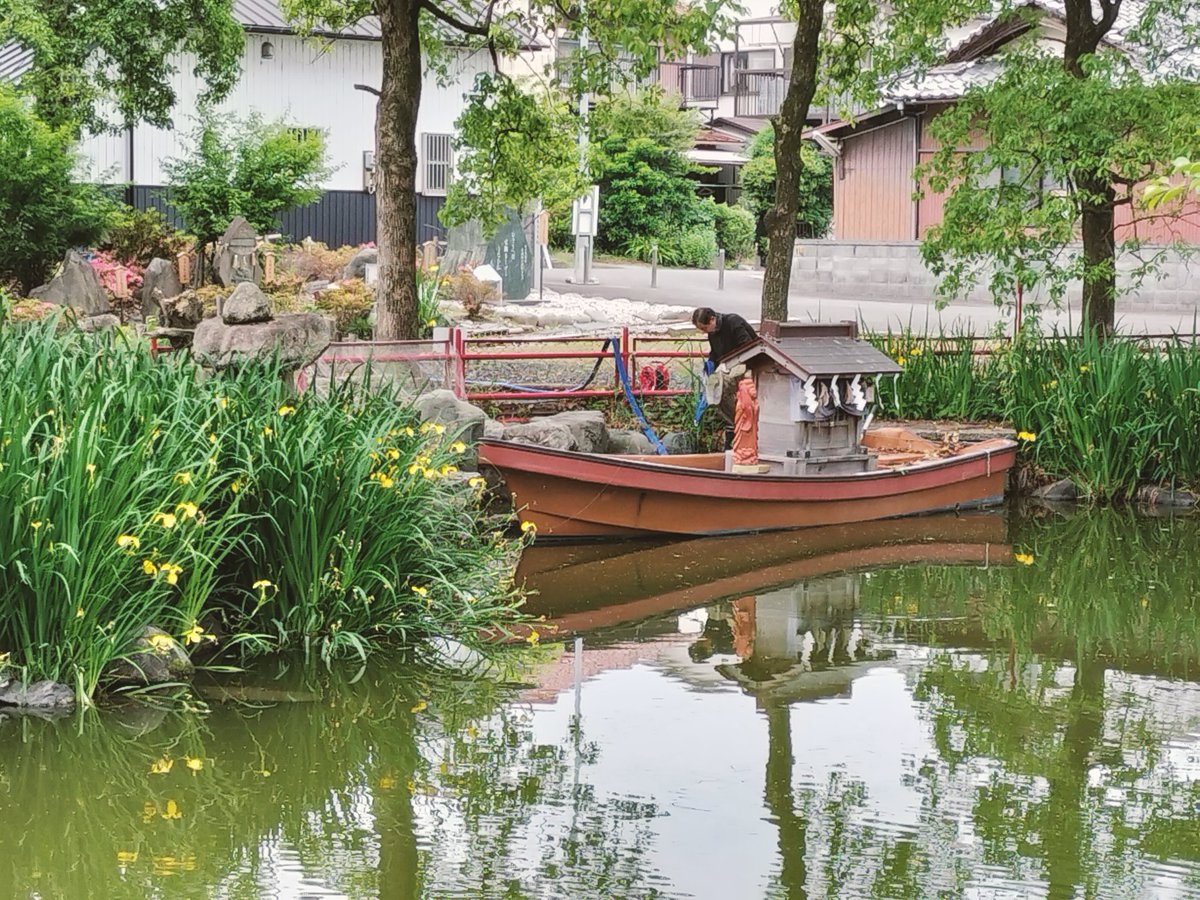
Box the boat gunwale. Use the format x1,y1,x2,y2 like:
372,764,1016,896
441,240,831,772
478,437,1018,489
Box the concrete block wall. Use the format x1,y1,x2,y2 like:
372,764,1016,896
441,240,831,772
793,240,1200,311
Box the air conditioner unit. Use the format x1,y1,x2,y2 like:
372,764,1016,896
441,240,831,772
363,150,376,193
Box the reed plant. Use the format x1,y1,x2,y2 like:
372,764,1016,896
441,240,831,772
0,314,524,702
867,327,1200,497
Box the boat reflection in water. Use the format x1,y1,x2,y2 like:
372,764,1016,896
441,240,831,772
518,512,1008,635
516,511,1010,703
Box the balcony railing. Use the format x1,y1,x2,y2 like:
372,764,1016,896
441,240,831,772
734,69,788,118
654,62,721,108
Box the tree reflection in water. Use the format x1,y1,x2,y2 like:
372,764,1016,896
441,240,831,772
1,509,1199,898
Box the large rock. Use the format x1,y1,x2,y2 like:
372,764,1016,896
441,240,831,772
662,431,697,455
342,247,378,281
607,428,655,454
1134,485,1197,508
498,410,610,453
501,419,577,451
214,217,260,287
0,678,75,711
545,410,609,453
141,258,183,318
104,626,195,688
160,289,210,329
223,281,272,325
30,250,111,316
77,313,121,333
1033,478,1078,502
413,390,487,466
192,313,333,372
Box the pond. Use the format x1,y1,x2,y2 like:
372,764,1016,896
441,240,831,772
2,508,1200,899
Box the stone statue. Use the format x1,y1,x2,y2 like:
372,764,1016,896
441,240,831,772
732,373,759,467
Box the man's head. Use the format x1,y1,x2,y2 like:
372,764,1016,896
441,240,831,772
692,307,718,334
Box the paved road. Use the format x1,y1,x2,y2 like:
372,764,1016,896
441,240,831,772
542,260,1200,336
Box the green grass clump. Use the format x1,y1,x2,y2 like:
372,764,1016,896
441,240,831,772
868,328,1200,498
0,316,524,702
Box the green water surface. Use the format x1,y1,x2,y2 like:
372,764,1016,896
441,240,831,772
2,508,1199,899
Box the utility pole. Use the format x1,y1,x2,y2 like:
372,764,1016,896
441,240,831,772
572,2,594,286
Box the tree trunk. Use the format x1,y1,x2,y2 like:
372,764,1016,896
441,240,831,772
760,0,826,324
1078,174,1116,339
374,0,422,341
1062,0,1115,338
764,703,807,897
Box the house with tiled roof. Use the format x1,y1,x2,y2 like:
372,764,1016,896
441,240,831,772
1,0,543,248
807,0,1200,246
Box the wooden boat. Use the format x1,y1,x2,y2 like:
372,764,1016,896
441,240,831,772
482,429,1016,538
516,512,1011,637
482,321,1017,538
482,321,1016,539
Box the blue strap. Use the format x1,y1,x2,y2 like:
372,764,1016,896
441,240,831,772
694,359,713,423
611,338,669,455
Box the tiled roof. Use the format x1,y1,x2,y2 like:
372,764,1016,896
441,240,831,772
0,0,542,81
884,57,1007,102
233,0,383,38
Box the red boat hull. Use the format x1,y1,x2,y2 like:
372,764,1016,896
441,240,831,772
479,437,1018,538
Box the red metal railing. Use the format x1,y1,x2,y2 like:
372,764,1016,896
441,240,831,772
298,328,708,402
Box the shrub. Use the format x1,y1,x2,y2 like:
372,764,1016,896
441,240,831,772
0,87,117,292
594,137,712,258
624,227,717,268
275,241,360,284
164,113,331,252
868,328,1200,498
740,127,833,254
105,207,192,267
0,322,525,701
711,203,756,261
417,264,444,330
443,269,496,318
675,228,718,268
314,279,375,337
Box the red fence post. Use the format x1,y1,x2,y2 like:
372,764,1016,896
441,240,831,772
453,328,467,398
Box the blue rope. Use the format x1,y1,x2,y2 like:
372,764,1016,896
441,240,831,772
694,359,713,423
611,338,669,455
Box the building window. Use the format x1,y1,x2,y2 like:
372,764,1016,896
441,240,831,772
422,133,454,197
289,127,320,143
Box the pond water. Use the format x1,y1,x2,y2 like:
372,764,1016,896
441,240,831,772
3,508,1200,899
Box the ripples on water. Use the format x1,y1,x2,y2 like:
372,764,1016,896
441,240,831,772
2,509,1200,898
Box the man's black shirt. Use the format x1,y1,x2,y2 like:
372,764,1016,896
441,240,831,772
706,313,758,366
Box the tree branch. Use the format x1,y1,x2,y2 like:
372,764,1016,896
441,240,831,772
420,0,493,36
354,83,381,96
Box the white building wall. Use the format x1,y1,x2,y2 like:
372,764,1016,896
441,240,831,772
76,33,491,193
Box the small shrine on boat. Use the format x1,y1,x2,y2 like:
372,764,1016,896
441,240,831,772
718,321,902,476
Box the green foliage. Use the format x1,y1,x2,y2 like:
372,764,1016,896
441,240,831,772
443,76,586,235
1,0,242,132
164,113,330,247
450,86,709,251
580,96,716,267
710,202,756,260
314,280,375,337
590,86,699,154
917,31,1200,324
869,328,1200,498
739,126,833,244
416,263,445,331
105,207,192,267
0,88,118,292
1144,154,1200,209
0,317,524,700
